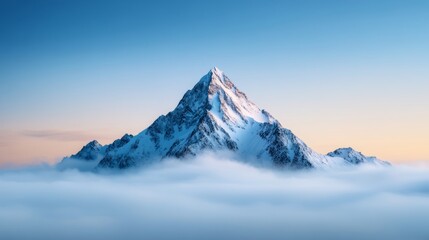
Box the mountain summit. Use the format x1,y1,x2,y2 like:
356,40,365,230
60,67,389,170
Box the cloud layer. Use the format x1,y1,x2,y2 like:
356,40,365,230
21,129,96,142
1,156,429,240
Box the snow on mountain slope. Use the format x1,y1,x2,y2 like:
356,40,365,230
60,67,389,170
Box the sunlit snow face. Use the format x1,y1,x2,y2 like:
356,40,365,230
1,156,429,240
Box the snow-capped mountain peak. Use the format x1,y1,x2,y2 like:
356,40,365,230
61,68,389,170
204,68,276,125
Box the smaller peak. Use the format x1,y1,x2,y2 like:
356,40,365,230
328,147,365,158
86,140,102,148
328,147,387,165
121,133,133,140
336,147,355,152
69,140,103,161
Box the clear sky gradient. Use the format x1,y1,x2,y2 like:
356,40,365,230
0,0,428,165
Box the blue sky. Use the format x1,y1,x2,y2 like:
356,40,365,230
0,0,428,164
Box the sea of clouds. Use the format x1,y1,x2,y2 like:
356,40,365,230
1,155,429,240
